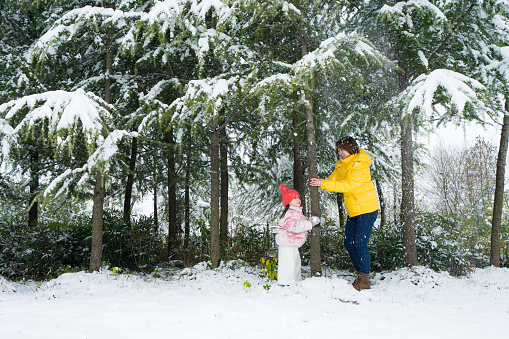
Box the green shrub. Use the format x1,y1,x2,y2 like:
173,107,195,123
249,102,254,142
370,221,404,272
370,211,490,275
317,219,351,270
227,224,274,264
414,212,475,275
0,217,90,280
1,206,503,281
101,210,166,272
0,210,167,280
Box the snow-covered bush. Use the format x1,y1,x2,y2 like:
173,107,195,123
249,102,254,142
370,211,492,275
414,212,477,275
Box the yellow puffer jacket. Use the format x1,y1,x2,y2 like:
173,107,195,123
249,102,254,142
319,149,379,217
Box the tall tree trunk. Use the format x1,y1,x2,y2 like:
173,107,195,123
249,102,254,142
123,136,138,223
28,145,39,227
153,158,158,229
400,113,417,266
89,29,113,271
375,178,386,228
184,132,191,248
90,170,105,271
166,130,178,258
210,116,221,268
393,185,399,225
292,112,306,215
219,123,229,258
393,2,474,267
295,19,321,276
305,90,322,277
490,110,509,267
104,31,113,104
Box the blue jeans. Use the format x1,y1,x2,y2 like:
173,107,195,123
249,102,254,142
344,210,378,274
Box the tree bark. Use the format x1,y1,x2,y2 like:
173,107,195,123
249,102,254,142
210,116,221,268
28,145,39,227
292,112,306,215
336,193,345,228
123,136,138,223
219,123,229,258
184,132,191,248
295,18,321,276
401,113,417,266
153,156,158,228
166,130,178,258
89,170,105,271
305,90,322,276
104,30,113,105
490,110,509,267
89,29,113,271
375,178,386,228
393,185,399,225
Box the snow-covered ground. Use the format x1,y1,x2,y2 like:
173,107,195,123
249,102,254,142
1,262,507,339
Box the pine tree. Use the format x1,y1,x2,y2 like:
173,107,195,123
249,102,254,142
450,0,509,267
1,1,142,271
352,0,489,266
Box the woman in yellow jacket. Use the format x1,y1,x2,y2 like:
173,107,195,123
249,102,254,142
309,136,379,291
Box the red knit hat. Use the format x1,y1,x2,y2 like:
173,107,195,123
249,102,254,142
279,184,300,206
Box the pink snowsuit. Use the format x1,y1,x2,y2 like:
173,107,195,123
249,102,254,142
276,206,313,247
276,206,312,285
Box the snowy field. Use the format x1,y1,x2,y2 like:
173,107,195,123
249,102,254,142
1,262,507,339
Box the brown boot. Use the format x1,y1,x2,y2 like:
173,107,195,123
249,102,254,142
352,271,361,288
354,272,370,291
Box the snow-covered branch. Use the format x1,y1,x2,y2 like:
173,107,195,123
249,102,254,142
0,89,113,148
26,5,144,64
393,69,487,121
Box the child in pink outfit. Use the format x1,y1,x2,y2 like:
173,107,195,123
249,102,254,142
277,184,321,285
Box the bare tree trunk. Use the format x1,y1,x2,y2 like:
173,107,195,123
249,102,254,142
28,145,39,227
90,170,105,271
491,111,509,267
305,90,322,276
123,136,138,223
336,193,345,228
166,130,178,258
393,185,399,225
219,123,229,258
89,29,113,271
375,178,386,228
292,111,306,215
153,157,158,228
295,18,321,276
210,116,221,268
184,132,191,248
401,113,417,266
104,30,113,105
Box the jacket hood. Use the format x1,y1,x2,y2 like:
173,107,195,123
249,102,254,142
336,149,371,168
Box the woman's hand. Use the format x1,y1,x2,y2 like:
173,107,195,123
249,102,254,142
308,178,322,187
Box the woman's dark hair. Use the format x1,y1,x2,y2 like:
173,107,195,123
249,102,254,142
336,136,359,155
280,204,290,219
